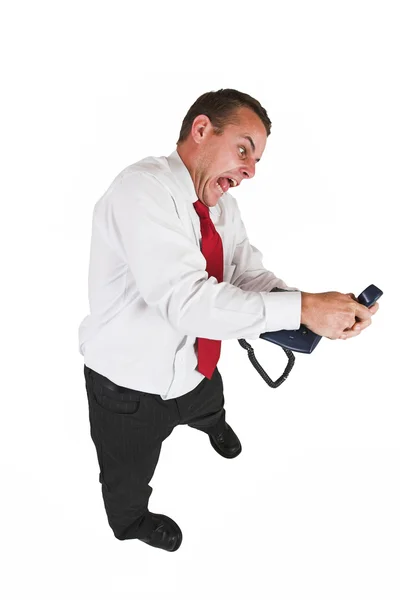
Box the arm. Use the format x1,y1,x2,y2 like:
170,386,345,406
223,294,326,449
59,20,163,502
107,172,301,340
228,196,298,293
226,196,377,339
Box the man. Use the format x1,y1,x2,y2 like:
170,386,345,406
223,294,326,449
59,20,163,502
78,89,378,552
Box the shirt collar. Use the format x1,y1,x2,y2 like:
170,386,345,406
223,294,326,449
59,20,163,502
166,148,222,217
167,149,198,205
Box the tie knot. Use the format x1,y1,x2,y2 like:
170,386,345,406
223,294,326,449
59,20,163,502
193,199,211,220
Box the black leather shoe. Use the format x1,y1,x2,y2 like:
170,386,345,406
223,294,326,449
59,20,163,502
137,512,182,552
209,422,242,459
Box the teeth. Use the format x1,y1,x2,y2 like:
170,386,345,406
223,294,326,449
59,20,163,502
216,178,238,195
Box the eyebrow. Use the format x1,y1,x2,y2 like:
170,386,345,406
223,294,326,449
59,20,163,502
240,135,261,162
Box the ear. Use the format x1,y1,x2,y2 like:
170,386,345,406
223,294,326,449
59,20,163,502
191,114,213,144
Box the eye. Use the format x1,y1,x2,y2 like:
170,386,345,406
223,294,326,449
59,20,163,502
238,146,246,158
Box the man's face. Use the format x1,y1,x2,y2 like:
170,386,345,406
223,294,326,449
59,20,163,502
194,107,267,208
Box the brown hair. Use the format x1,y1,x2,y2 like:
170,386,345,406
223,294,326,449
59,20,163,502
177,88,272,145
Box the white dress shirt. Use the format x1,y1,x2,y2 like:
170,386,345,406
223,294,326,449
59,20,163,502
78,150,301,399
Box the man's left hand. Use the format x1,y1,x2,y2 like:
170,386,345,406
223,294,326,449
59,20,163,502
339,293,380,340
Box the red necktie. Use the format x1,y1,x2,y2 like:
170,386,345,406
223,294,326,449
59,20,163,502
193,199,224,379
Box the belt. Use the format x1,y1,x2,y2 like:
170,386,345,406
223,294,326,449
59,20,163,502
84,365,139,395
84,365,206,400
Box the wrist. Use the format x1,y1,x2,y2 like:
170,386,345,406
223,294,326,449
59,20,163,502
301,291,313,327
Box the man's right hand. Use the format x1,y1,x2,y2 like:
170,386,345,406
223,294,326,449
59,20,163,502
300,291,378,340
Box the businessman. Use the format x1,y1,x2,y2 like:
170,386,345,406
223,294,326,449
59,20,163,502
78,88,379,551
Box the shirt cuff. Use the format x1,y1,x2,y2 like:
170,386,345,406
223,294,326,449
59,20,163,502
261,291,302,332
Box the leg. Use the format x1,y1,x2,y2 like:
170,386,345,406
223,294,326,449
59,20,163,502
182,368,241,458
183,368,226,435
84,366,176,540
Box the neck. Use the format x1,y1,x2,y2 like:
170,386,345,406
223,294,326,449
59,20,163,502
176,145,208,206
176,145,194,178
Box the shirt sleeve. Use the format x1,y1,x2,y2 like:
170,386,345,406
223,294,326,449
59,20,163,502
223,195,301,334
226,194,294,289
107,171,301,341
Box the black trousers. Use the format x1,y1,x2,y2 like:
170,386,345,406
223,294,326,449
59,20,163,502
84,365,226,540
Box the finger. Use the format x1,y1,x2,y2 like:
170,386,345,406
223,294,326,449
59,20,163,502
346,292,357,300
355,300,379,322
354,302,374,321
348,319,371,332
340,318,372,339
340,329,361,340
351,318,371,332
368,302,379,316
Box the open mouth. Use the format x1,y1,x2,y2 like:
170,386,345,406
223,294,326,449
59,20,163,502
216,176,239,195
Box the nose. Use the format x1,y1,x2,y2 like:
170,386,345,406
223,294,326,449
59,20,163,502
239,159,256,180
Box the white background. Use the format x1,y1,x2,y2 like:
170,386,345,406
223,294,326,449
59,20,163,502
1,1,399,598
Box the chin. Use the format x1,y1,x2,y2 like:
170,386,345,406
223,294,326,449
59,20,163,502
207,191,222,207
205,198,219,208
